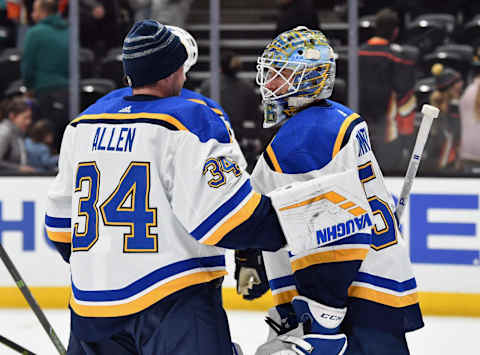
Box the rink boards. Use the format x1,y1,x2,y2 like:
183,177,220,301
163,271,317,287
0,176,479,316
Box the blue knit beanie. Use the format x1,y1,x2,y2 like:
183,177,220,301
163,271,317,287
122,20,188,88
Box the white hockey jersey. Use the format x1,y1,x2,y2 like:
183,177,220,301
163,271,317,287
45,95,260,318
251,100,423,333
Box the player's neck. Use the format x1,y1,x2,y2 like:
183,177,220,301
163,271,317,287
132,87,168,98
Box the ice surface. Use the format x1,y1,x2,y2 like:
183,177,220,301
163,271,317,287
0,309,478,354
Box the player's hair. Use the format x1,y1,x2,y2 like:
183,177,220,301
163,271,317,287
431,64,462,107
375,8,399,40
37,0,58,15
28,119,54,143
429,90,447,113
6,97,32,118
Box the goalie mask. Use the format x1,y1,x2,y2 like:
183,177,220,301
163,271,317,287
166,25,198,73
256,26,336,128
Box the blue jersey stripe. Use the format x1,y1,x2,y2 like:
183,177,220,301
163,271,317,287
269,275,296,291
72,255,226,302
191,180,252,240
45,215,71,228
355,272,417,292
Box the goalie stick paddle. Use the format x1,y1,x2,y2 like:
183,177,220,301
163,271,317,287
0,243,66,355
0,334,36,354
396,104,439,221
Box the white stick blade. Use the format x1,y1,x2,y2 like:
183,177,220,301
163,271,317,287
421,104,440,119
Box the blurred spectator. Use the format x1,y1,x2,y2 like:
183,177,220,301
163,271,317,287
79,0,132,59
0,0,16,48
25,119,58,171
459,59,480,174
359,8,417,174
199,51,267,172
128,0,150,21
6,0,31,46
150,0,193,27
275,0,319,36
0,96,37,173
21,0,68,152
424,64,463,173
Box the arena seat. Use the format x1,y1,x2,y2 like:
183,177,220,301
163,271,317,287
405,13,455,54
423,43,473,79
459,15,480,48
100,47,124,88
80,78,116,110
79,47,95,78
0,47,21,99
3,79,26,98
414,76,436,107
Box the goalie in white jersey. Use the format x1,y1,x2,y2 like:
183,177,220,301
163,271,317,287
235,27,424,355
44,20,299,355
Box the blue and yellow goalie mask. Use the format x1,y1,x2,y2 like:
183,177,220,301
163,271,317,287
256,26,336,128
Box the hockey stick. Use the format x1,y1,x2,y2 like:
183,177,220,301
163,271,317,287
0,244,66,355
0,334,36,354
396,104,439,221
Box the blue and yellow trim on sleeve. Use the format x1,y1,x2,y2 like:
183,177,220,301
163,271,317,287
70,255,227,317
332,113,362,159
264,144,283,173
45,215,72,243
269,275,299,306
190,180,261,246
348,271,419,308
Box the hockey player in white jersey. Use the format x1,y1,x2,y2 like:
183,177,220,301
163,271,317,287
43,20,344,355
234,26,424,355
45,19,352,355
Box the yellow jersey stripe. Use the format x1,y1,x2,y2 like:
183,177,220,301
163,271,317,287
47,230,71,243
202,192,262,246
266,145,282,173
272,289,299,306
70,270,227,317
187,98,224,117
279,191,346,212
71,113,188,131
348,285,419,308
187,98,207,105
348,206,367,216
340,201,355,209
291,248,369,272
187,98,231,142
332,113,360,158
212,108,223,116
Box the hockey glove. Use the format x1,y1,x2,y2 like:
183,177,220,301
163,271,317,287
234,249,269,300
255,304,302,355
286,296,348,355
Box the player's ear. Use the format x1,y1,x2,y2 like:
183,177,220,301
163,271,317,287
122,75,130,87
